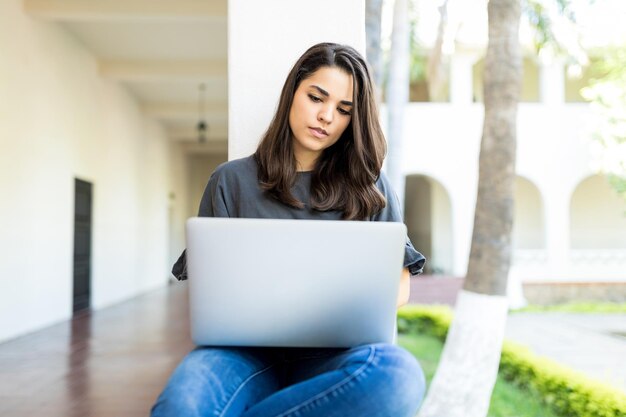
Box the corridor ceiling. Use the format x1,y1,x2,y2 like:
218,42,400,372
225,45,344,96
24,0,228,152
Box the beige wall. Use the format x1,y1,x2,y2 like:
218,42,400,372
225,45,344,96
167,142,190,273
564,58,597,103
513,177,544,249
187,153,228,218
0,1,171,343
473,56,539,102
570,175,626,249
228,0,365,159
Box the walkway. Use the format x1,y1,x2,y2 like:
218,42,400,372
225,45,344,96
505,312,626,391
411,276,626,392
0,277,623,416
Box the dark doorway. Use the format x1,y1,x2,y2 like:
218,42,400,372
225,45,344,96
404,175,432,267
73,179,93,313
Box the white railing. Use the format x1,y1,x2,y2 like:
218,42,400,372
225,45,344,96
512,249,549,266
570,249,626,266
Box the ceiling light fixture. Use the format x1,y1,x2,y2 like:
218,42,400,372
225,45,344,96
197,83,208,143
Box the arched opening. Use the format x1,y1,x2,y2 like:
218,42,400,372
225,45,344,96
404,175,453,275
570,175,626,249
513,176,545,250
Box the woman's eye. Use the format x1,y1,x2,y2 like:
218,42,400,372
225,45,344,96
308,94,322,102
338,108,351,116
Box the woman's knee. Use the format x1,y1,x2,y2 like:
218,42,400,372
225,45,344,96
167,348,242,390
152,347,277,416
368,344,426,415
184,347,275,376
151,349,228,415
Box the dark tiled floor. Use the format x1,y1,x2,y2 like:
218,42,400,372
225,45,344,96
0,276,461,416
0,283,194,417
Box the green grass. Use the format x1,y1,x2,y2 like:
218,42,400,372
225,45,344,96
397,332,443,382
398,333,561,417
511,302,626,314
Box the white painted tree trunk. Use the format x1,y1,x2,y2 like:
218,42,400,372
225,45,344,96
417,290,509,417
507,270,528,309
418,0,522,415
385,0,409,205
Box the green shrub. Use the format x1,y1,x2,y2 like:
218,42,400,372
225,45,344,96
500,341,626,417
397,305,626,417
397,304,452,341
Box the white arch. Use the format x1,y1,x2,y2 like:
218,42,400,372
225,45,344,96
570,174,626,250
513,175,545,249
404,173,454,275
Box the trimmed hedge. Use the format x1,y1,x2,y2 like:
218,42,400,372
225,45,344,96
512,302,626,314
397,304,452,341
397,305,626,417
499,341,626,417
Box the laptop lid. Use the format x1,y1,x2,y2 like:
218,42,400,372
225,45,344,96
186,217,406,348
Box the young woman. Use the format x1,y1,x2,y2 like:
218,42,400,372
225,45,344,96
152,42,426,417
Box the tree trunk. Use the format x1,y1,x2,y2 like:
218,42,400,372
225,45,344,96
464,0,521,296
417,1,522,416
365,0,384,102
386,0,410,205
426,0,449,101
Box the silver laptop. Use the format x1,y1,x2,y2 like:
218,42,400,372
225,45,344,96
186,217,406,348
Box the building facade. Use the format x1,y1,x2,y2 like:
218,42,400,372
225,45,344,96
400,51,626,303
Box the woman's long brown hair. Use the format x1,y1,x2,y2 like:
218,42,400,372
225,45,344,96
254,42,387,220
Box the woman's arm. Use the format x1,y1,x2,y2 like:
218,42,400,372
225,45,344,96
397,267,411,308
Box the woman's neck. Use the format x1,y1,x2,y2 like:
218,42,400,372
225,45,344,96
294,150,319,172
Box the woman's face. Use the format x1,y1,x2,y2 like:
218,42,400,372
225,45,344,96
289,66,354,169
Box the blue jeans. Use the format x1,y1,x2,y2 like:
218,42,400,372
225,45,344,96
151,343,425,417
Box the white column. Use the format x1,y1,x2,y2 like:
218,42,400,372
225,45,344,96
544,189,570,279
539,58,565,105
449,53,476,105
451,190,476,277
228,0,365,160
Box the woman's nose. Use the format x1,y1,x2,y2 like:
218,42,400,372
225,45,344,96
318,106,333,124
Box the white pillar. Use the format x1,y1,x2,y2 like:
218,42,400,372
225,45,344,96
228,0,365,160
449,53,476,105
539,59,565,105
544,189,570,279
451,189,476,277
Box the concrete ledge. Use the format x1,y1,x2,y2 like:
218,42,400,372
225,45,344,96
523,281,626,305
409,276,626,306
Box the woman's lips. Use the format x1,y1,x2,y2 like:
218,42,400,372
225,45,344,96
309,127,329,139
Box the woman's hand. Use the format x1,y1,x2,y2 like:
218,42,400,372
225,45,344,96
397,267,411,308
